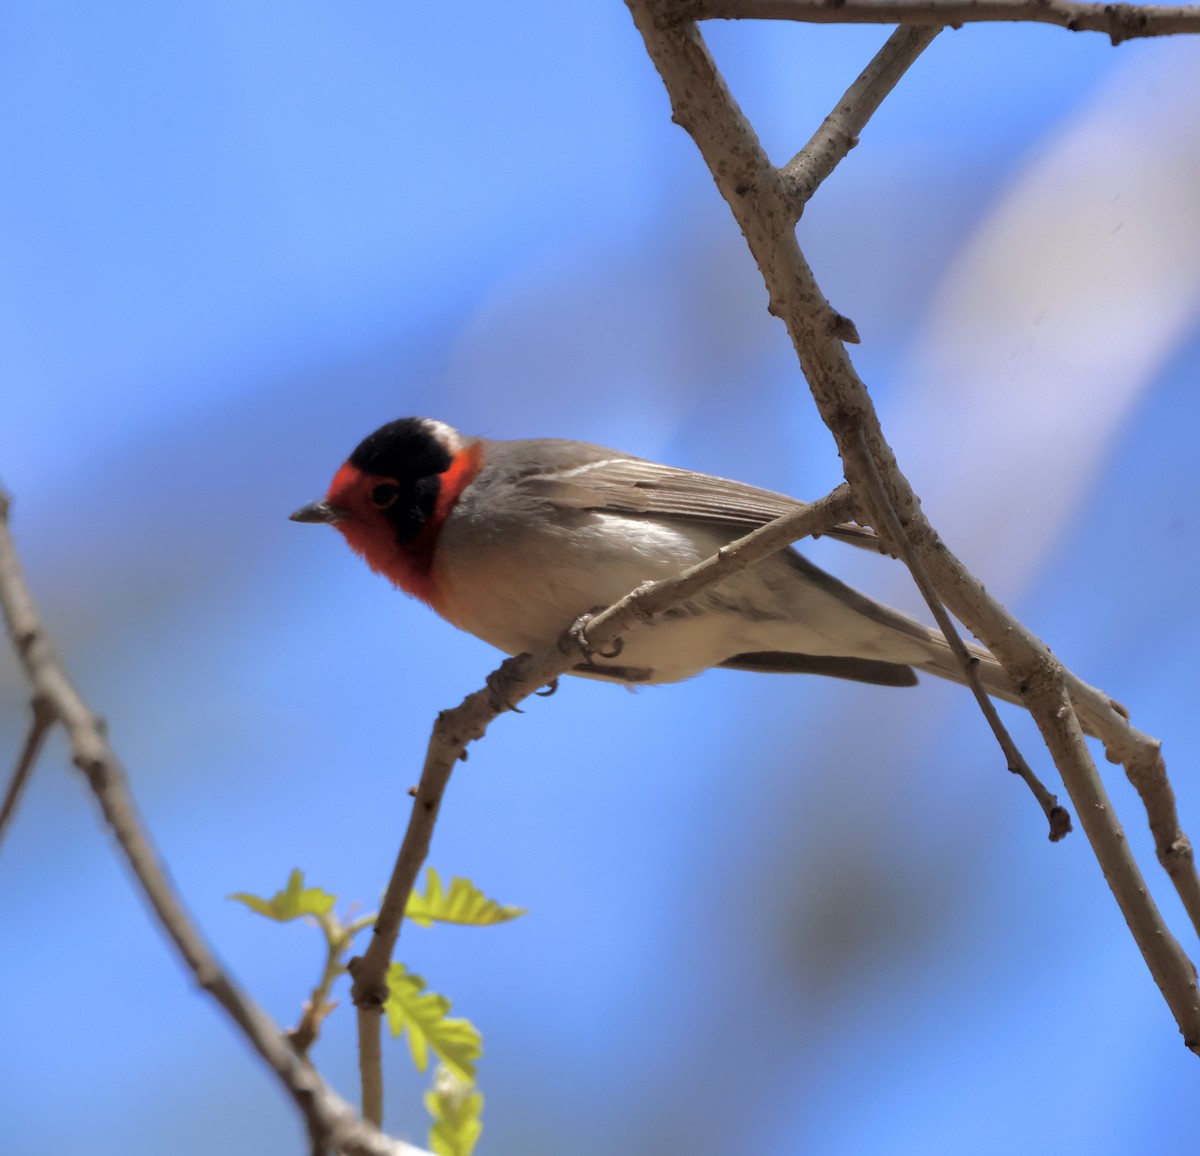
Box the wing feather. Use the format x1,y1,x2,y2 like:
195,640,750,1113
510,447,883,552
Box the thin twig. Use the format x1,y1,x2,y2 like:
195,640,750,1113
692,0,1200,44
625,0,1200,1051
347,487,859,1096
782,25,942,214
919,544,1200,942
852,428,1070,840
0,491,430,1156
861,504,1200,941
0,699,52,852
290,911,375,1058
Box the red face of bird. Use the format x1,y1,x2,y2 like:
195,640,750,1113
289,417,482,603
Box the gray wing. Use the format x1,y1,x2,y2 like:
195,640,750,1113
497,439,882,552
483,438,1018,700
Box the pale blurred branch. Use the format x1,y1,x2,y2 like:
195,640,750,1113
625,0,1200,1049
349,486,859,1113
691,0,1200,43
0,491,430,1156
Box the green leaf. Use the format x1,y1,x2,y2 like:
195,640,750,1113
405,867,526,929
424,1065,484,1156
229,869,336,922
385,963,482,1082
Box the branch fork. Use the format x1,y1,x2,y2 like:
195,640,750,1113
626,0,1200,1049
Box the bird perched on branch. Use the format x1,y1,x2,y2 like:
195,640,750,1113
290,416,1018,700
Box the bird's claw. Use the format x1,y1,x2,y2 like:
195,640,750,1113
564,610,624,661
485,665,525,714
535,678,559,698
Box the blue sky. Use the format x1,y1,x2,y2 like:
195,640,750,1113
2,4,1199,1155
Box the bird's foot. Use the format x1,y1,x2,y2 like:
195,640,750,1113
485,661,526,714
563,609,624,662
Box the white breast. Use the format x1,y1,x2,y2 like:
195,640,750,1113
432,499,940,684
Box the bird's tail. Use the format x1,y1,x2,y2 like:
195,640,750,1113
780,551,1025,706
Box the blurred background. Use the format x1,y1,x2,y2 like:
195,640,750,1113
2,4,1200,1154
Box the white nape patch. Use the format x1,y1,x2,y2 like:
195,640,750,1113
420,418,464,454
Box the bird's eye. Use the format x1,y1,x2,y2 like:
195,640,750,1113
370,483,401,509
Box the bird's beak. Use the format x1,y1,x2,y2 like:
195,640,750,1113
289,500,344,525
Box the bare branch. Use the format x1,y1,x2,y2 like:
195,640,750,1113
348,487,859,1080
0,490,430,1156
872,508,1200,942
928,550,1200,942
692,0,1200,44
1021,663,1200,1044
782,25,941,213
1095,720,1200,940
625,0,1200,1051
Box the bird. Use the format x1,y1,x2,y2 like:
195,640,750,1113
290,416,1018,701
